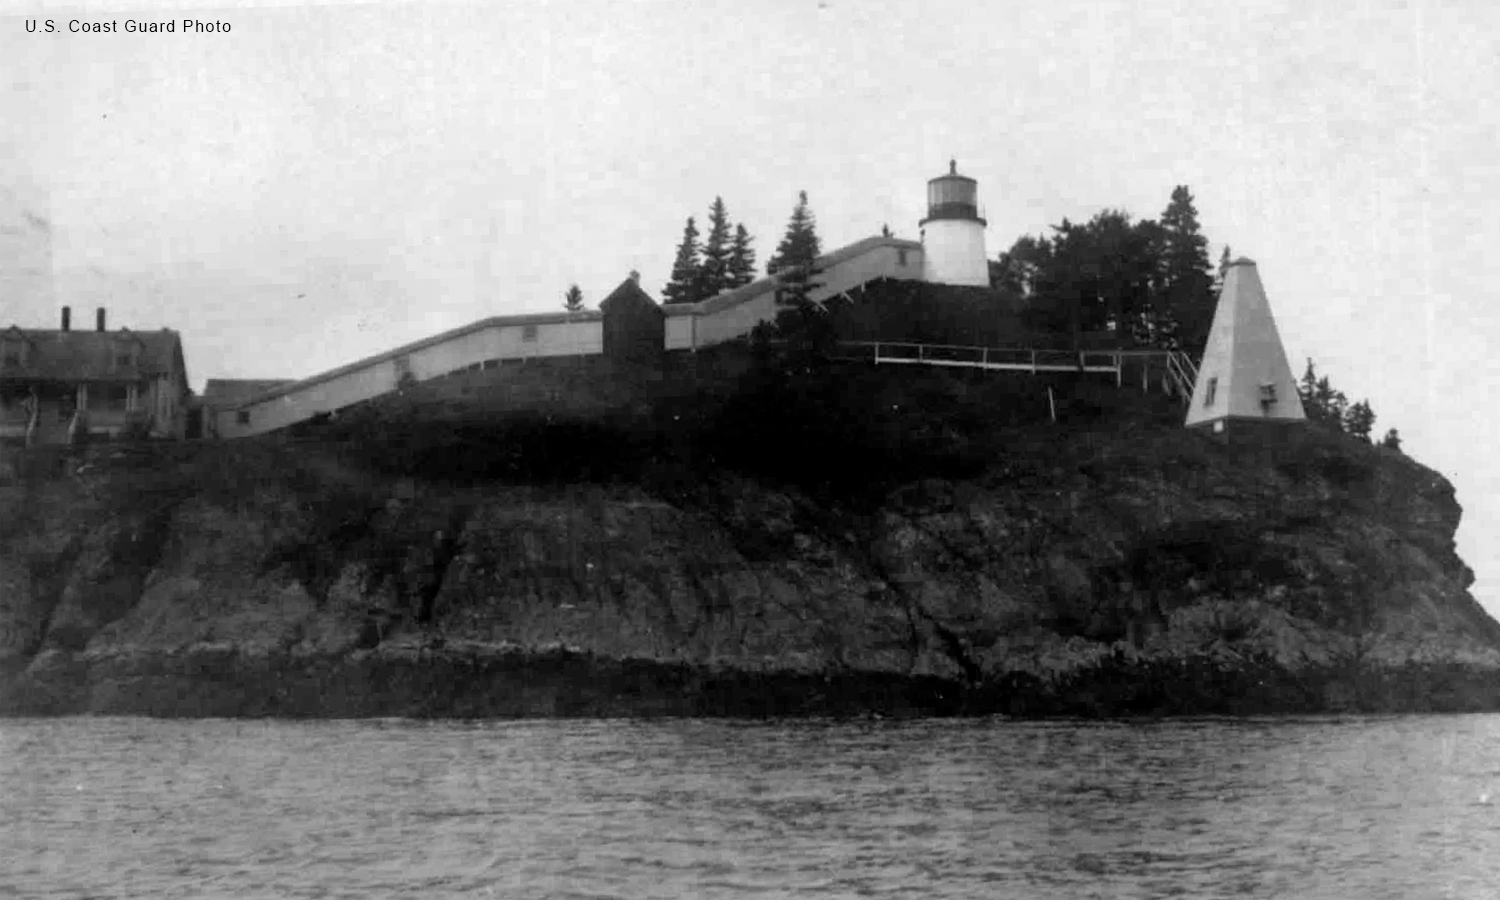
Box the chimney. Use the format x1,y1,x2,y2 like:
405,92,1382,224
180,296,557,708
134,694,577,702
629,269,641,283
96,307,106,332
61,306,71,331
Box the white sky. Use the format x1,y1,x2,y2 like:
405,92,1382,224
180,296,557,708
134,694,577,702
4,0,1499,616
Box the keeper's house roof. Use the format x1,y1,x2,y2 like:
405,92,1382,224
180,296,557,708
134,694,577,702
0,325,186,384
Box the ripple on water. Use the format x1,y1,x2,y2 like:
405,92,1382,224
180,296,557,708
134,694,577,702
1,715,1498,899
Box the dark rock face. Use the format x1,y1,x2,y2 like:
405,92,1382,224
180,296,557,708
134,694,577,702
1,412,1497,718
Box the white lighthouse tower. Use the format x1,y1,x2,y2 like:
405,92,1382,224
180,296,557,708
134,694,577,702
1185,258,1306,435
919,160,989,287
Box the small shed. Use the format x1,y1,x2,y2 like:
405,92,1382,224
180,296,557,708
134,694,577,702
599,274,665,363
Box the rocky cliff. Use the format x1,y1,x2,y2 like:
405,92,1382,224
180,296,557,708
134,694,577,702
3,366,1497,717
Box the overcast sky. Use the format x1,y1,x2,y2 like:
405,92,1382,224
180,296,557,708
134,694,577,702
3,0,1499,615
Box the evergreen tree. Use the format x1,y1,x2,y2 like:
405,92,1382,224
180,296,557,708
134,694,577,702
727,223,757,288
1380,428,1403,452
1133,218,1174,347
563,283,585,312
1159,186,1216,352
1315,376,1349,428
769,190,823,307
1343,399,1376,441
1299,358,1379,437
1299,359,1320,410
769,190,821,273
697,197,734,299
662,217,702,305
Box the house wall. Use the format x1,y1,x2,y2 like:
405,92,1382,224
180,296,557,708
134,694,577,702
216,318,604,438
664,243,926,352
691,291,780,349
664,315,696,352
0,394,74,445
0,381,172,444
148,375,187,438
821,244,925,296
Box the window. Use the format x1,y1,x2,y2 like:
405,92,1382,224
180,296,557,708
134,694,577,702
116,352,135,367
236,410,251,426
898,249,909,266
1204,377,1218,407
1259,383,1277,405
521,324,539,343
1,339,25,369
101,385,129,409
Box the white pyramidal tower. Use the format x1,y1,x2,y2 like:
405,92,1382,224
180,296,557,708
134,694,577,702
919,160,989,286
1185,258,1306,432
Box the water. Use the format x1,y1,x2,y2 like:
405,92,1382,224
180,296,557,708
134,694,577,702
1,716,1497,899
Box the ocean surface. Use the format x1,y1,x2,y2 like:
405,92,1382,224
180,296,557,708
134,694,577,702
1,715,1497,899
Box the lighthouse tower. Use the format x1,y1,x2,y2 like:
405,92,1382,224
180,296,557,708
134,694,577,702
1185,258,1306,435
919,160,989,286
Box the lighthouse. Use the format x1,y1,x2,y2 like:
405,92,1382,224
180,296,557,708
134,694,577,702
1185,258,1306,435
919,160,989,287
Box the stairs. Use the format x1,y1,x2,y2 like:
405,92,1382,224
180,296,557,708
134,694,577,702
1165,351,1200,405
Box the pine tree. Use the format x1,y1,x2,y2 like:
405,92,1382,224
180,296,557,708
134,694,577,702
769,190,821,275
1315,376,1349,428
1343,399,1376,441
662,217,702,305
563,283,585,312
769,190,823,307
1299,359,1320,410
697,197,733,299
1300,358,1379,436
1380,428,1403,452
1159,186,1215,352
727,223,756,288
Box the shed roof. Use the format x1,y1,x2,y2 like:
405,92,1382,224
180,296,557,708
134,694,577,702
221,308,603,409
661,235,921,318
598,277,662,313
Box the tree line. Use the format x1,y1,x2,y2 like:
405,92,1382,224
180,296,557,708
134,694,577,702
992,186,1221,352
662,197,759,304
1299,360,1402,451
558,190,821,312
